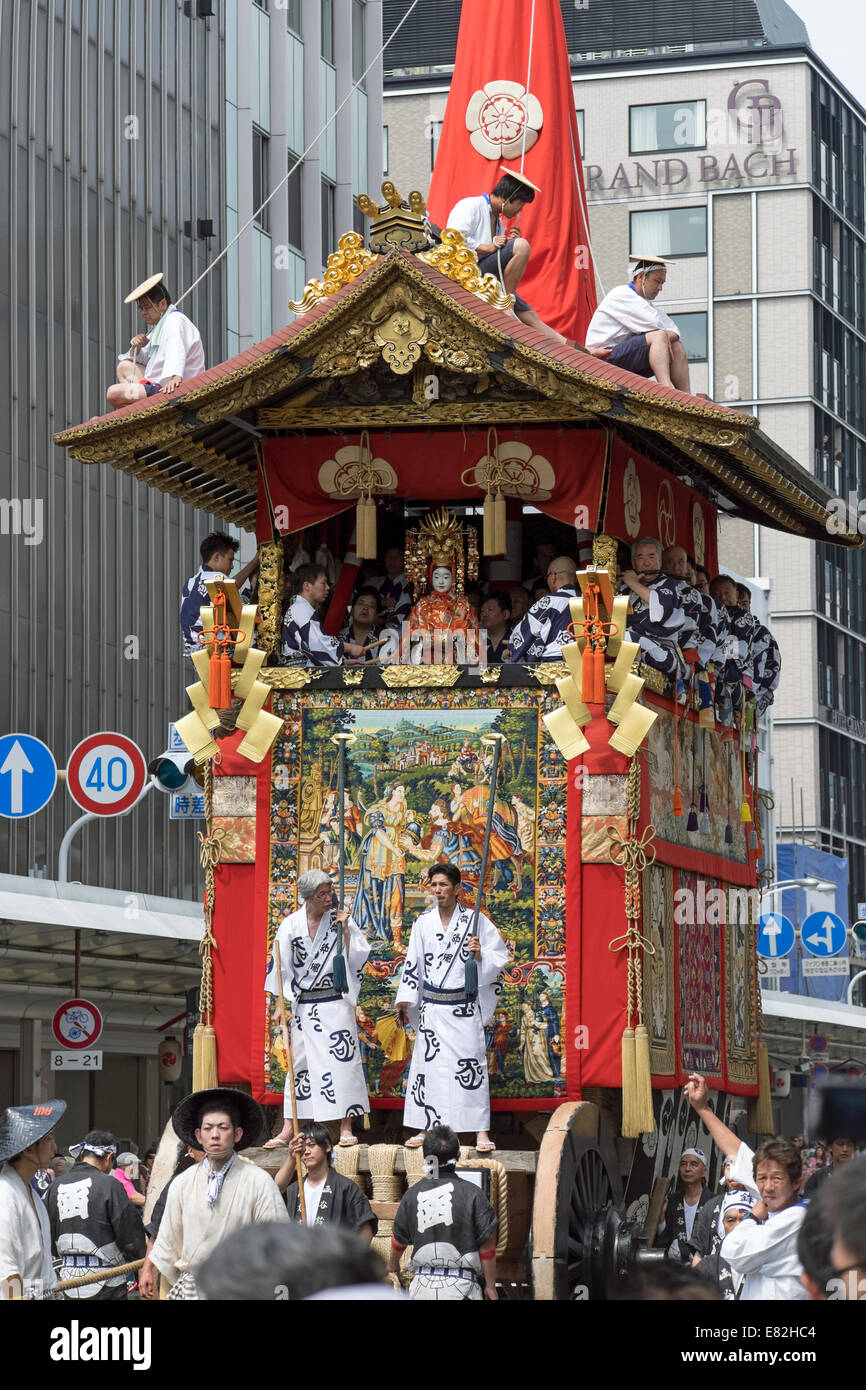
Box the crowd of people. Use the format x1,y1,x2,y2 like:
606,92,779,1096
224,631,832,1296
648,1073,865,1301
180,531,780,728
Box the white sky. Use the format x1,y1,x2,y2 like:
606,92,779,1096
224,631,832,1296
786,0,866,107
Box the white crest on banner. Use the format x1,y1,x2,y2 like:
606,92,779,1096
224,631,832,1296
317,446,398,500
657,479,675,548
475,439,556,500
465,80,543,160
623,457,642,538
692,501,706,566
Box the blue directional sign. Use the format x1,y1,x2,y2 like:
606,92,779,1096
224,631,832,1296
801,911,847,957
0,734,57,819
757,912,795,959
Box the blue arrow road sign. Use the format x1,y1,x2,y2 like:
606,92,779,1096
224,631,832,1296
0,734,57,818
801,910,847,957
757,912,795,958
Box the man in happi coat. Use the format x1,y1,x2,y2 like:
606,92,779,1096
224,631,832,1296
508,557,579,662
710,575,764,722
0,1099,65,1300
388,1124,498,1301
281,564,364,665
142,1089,287,1300
265,869,370,1148
620,537,687,680
275,1123,375,1241
45,1129,145,1300
396,863,508,1154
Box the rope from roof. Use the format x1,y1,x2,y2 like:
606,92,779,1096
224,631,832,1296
175,0,424,311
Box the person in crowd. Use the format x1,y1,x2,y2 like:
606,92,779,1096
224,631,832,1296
654,1148,715,1258
693,564,712,596
692,1193,754,1299
180,531,259,655
112,1152,146,1207
0,1100,65,1300
464,584,485,620
143,1088,287,1300
509,557,579,662
372,545,413,631
823,1155,866,1298
661,544,721,712
397,863,508,1154
614,1261,721,1300
689,1153,751,1258
339,586,390,663
46,1130,145,1301
479,593,512,663
620,537,687,680
388,1124,498,1300
585,255,691,391
683,1072,808,1300
508,586,531,624
275,1123,375,1241
196,1221,392,1301
523,542,559,594
446,172,569,345
797,1185,836,1299
108,274,205,407
803,1130,857,1198
710,575,779,721
264,869,370,1149
281,564,365,665
734,582,782,715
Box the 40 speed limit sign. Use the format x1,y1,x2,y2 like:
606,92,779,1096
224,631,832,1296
66,732,147,815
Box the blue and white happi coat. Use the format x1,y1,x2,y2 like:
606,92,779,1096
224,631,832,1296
180,568,228,655
396,904,508,1133
281,595,344,665
264,904,370,1122
508,585,578,662
623,573,686,678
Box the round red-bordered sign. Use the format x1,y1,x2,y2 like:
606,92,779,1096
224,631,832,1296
66,732,147,815
52,998,103,1049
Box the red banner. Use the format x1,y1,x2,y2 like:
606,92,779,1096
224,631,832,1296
258,428,608,541
603,438,718,576
426,0,596,341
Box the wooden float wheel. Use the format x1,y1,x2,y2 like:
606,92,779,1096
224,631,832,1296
529,1100,627,1301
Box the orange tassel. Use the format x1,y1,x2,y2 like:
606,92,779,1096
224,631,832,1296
673,786,684,816
582,643,604,703
209,650,232,708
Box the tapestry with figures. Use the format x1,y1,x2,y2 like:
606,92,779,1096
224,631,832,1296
258,687,568,1109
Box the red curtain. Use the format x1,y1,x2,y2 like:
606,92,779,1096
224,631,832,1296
603,438,719,576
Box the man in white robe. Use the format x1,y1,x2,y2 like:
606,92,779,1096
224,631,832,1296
108,273,205,408
0,1099,66,1299
683,1072,809,1301
397,863,508,1152
264,868,370,1147
585,255,691,390
142,1088,287,1300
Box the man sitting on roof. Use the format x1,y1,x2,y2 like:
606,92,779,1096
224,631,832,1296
508,557,578,662
585,256,691,391
620,537,687,681
108,274,205,409
281,564,365,666
446,171,569,347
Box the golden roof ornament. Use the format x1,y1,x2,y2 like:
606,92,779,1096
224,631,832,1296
357,181,430,254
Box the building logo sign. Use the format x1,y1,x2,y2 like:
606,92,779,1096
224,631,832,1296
585,74,797,195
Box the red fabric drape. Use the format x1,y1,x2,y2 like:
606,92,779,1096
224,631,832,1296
604,438,719,576
426,0,596,340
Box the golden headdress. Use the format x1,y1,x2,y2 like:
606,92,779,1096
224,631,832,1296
405,506,479,599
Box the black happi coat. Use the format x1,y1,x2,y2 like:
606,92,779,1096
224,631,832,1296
284,1167,375,1233
45,1162,145,1300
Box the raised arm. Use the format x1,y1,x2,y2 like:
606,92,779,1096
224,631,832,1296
683,1073,742,1156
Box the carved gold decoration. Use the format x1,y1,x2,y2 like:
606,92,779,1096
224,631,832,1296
359,182,430,254
478,667,502,684
417,229,514,311
290,232,379,315
371,296,428,375
592,534,618,586
380,665,462,688
256,402,596,429
256,542,283,656
342,667,366,686
529,661,567,686
259,667,324,689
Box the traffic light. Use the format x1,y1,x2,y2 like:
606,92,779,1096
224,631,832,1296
853,922,866,943
148,749,202,795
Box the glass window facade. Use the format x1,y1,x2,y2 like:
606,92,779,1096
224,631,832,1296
630,205,707,257
321,177,336,263
629,99,706,153
321,0,335,62
674,311,708,361
287,152,303,251
253,127,270,232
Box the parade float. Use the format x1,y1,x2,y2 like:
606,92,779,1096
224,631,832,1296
56,188,844,1298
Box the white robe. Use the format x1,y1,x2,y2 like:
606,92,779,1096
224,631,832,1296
585,282,680,349
0,1164,56,1299
720,1141,809,1301
149,1156,288,1288
265,905,371,1122
117,306,205,383
397,904,508,1133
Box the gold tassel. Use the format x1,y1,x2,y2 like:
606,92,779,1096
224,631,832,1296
620,1027,638,1137
633,1024,655,1133
748,1039,774,1135
483,493,495,555
494,490,507,556
192,1023,218,1091
356,495,377,559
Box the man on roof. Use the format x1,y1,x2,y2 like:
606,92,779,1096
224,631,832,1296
107,273,205,409
446,170,570,347
585,255,691,392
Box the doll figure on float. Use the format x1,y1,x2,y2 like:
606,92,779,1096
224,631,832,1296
404,507,480,665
